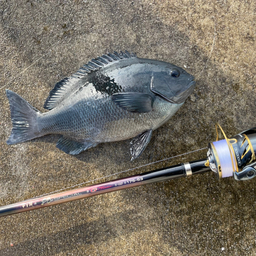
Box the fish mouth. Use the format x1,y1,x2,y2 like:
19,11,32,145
150,75,196,104
170,80,196,104
165,80,196,104
188,80,196,87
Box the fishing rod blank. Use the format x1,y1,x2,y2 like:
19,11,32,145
0,160,209,217
1,125,256,217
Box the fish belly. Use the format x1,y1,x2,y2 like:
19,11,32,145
96,99,183,142
37,96,181,143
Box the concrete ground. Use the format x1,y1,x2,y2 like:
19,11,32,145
0,0,256,255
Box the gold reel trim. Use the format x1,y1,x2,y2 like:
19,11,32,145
215,123,238,174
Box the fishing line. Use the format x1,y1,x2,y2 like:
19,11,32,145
0,39,62,91
36,147,207,198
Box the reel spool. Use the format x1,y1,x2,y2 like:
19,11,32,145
207,126,256,181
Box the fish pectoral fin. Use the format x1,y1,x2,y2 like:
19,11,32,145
130,130,153,161
112,92,153,113
56,137,97,155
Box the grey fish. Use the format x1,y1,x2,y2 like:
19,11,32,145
6,51,195,160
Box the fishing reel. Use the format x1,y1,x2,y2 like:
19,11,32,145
207,126,256,181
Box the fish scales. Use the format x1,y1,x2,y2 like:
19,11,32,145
6,51,195,159
38,86,180,141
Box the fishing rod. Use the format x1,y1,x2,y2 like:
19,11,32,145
1,124,256,217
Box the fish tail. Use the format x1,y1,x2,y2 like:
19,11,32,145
6,90,41,145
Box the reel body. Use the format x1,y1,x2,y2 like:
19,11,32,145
208,127,256,180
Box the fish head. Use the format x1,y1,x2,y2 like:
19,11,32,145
150,64,195,104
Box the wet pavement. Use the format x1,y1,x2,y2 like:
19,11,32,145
0,0,256,255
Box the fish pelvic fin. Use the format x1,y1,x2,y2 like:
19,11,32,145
130,130,153,161
6,90,40,145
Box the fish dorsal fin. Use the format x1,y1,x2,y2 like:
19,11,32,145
44,51,137,110
72,51,137,78
43,76,81,110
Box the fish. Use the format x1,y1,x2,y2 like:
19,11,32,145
6,51,195,160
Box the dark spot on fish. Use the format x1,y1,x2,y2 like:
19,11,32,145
77,86,84,93
88,72,122,96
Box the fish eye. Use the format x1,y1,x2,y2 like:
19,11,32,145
171,69,180,78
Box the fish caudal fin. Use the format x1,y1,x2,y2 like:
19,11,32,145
6,90,40,145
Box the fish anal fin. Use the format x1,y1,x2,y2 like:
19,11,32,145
130,130,153,160
112,92,153,113
56,137,97,155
